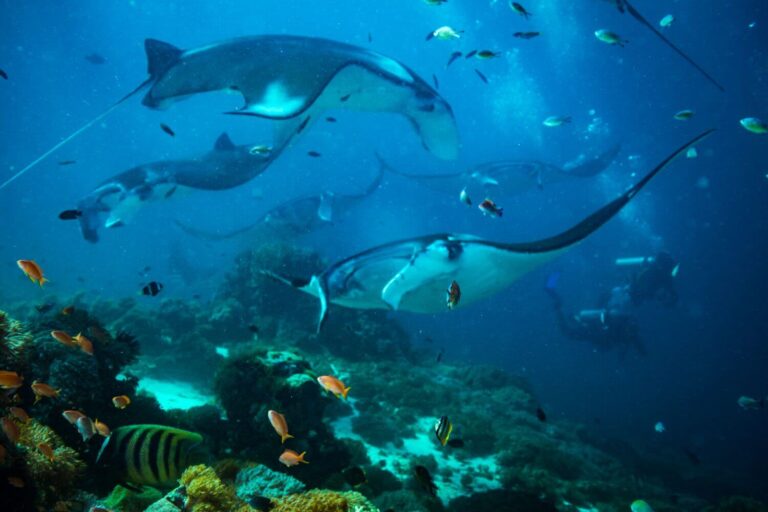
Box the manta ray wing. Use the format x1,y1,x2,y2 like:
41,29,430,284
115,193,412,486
274,130,713,330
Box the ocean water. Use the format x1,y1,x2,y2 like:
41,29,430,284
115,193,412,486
1,1,767,511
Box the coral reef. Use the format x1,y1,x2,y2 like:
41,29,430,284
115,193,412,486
214,347,353,486
2,417,85,511
271,489,378,512
101,484,164,512
235,464,307,500
180,464,253,512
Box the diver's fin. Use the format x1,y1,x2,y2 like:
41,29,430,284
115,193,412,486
214,132,236,151
623,1,724,92
144,39,183,78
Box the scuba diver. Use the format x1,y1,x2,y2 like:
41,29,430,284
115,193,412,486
547,279,646,357
623,251,679,307
546,252,679,356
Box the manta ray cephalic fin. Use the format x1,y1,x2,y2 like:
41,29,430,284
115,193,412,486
381,242,454,310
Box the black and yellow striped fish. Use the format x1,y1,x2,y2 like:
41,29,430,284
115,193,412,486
96,424,204,487
434,416,453,447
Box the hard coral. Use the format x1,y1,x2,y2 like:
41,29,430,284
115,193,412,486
14,418,85,510
0,310,33,375
181,464,253,512
271,489,378,512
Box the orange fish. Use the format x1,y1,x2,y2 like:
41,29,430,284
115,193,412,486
94,419,110,437
62,410,86,425
37,442,55,462
7,476,24,488
317,375,351,400
8,407,29,423
112,395,131,409
268,410,294,444
51,330,77,348
0,370,23,389
2,417,20,443
279,449,308,467
17,260,48,286
73,333,94,355
61,305,75,315
31,381,60,403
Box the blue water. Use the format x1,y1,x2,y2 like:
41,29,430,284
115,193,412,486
1,0,767,501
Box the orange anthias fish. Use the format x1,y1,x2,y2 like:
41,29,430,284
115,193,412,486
279,449,308,467
2,417,20,443
94,419,110,437
61,305,75,315
317,376,351,400
73,333,94,355
62,410,86,425
31,381,60,403
446,280,461,309
8,407,29,423
0,370,23,389
37,442,55,462
51,330,77,348
17,260,48,286
112,395,131,409
267,410,294,444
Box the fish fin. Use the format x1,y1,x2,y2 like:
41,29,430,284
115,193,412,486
281,434,294,444
38,278,49,287
342,386,351,400
299,451,309,464
214,132,236,151
381,244,452,310
317,193,334,222
308,276,329,333
498,130,714,253
144,39,183,78
264,271,329,331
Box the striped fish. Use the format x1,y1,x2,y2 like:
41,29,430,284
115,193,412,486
96,424,204,487
434,416,453,447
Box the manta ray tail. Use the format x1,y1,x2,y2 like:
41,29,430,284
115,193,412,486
502,129,714,253
0,43,168,192
261,272,329,333
623,0,724,92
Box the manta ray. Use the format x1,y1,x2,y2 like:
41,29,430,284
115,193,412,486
173,158,386,241
383,144,621,198
67,133,276,242
267,131,711,332
1,35,458,191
